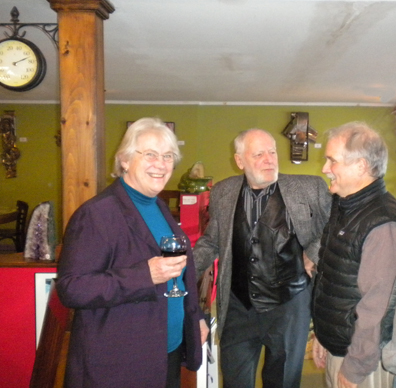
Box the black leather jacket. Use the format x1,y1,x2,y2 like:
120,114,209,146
232,184,308,312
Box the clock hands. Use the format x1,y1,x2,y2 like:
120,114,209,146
12,56,30,66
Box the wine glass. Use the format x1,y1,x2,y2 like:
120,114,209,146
160,235,188,298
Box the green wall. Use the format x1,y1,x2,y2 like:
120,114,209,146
1,103,395,243
0,104,62,241
104,104,396,190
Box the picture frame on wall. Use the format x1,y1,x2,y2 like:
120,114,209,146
127,121,175,133
34,272,57,348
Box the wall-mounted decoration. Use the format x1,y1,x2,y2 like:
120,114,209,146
0,110,20,178
0,37,47,92
0,7,58,92
282,112,317,164
127,121,175,133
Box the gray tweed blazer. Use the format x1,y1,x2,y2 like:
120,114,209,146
193,173,332,338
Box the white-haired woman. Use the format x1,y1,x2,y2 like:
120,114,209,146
57,118,208,388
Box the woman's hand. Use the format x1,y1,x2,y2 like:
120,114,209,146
199,319,210,345
148,255,187,284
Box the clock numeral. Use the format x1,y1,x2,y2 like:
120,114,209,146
0,39,45,89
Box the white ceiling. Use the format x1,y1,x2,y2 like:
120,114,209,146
1,0,396,106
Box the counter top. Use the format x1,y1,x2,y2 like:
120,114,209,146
0,246,61,268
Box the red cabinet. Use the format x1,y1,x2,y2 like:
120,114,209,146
180,191,210,247
0,254,56,388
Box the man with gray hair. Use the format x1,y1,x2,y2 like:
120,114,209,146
194,128,331,388
312,122,396,388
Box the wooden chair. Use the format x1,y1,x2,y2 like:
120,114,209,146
30,280,74,388
0,200,29,252
158,190,180,222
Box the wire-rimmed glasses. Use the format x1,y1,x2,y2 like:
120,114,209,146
136,150,175,163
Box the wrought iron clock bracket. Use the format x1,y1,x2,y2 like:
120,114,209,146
0,6,58,48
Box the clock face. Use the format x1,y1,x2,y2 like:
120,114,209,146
0,38,47,91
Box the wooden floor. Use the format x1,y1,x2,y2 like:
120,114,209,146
300,359,326,388
213,346,326,387
254,349,326,388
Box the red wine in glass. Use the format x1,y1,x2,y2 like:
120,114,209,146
160,235,188,298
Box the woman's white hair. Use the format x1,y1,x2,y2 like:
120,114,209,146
113,117,181,177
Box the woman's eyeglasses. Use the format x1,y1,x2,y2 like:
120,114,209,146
135,150,175,163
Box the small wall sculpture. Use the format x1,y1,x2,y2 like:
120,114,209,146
0,110,20,178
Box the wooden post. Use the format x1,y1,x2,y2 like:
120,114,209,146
47,0,115,229
29,3,115,387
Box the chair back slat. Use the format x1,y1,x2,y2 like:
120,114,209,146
0,200,29,252
0,211,18,224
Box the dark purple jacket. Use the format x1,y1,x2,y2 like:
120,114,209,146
57,179,202,388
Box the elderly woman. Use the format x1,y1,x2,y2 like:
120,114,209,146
57,118,208,388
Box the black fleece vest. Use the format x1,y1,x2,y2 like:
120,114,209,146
231,184,308,312
313,178,396,356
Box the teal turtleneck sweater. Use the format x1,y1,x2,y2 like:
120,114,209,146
121,177,185,353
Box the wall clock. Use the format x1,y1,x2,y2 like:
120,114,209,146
0,38,47,92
